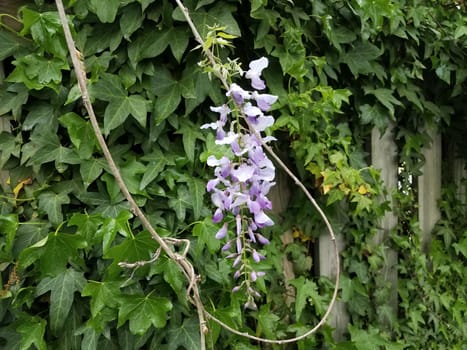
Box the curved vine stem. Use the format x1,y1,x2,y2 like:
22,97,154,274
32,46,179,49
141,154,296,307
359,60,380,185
55,0,340,346
175,0,340,344
54,1,207,349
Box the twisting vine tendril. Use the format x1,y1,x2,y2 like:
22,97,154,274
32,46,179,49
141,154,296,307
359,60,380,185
54,0,340,347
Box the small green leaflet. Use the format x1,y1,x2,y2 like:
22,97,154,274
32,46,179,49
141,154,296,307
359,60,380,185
117,294,172,335
81,280,121,318
192,218,221,254
168,185,192,221
89,0,120,23
104,95,149,135
176,120,205,163
16,315,47,350
364,87,402,117
35,269,87,333
187,177,206,220
0,31,24,60
104,230,158,278
0,214,18,259
59,113,97,160
289,276,325,320
128,29,170,68
39,231,87,276
167,316,201,350
37,191,71,226
341,42,382,77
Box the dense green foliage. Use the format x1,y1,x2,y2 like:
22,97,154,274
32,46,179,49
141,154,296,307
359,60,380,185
0,0,466,349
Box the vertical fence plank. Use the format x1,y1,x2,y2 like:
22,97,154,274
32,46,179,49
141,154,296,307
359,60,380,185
371,124,398,316
418,129,441,252
319,232,348,340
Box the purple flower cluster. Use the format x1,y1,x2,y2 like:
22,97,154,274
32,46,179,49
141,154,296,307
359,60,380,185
201,57,278,309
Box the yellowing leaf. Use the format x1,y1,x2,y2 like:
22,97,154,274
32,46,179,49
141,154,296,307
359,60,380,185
322,183,332,195
358,184,368,195
13,177,32,205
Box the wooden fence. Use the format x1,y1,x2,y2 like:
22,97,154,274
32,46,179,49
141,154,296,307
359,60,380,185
317,125,467,339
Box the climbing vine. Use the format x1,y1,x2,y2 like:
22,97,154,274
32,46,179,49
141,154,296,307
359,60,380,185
0,0,466,349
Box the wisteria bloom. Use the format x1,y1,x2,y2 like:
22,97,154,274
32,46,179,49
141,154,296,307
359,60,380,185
201,57,278,310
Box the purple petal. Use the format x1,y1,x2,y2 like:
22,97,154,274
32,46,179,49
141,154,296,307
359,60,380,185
222,241,232,251
210,104,231,122
252,92,278,111
246,57,268,90
248,199,261,214
226,83,251,104
216,131,239,145
215,223,228,239
206,179,219,192
243,103,262,118
252,115,274,132
232,164,255,182
256,233,270,245
212,208,223,223
232,285,241,292
233,254,242,267
244,298,258,310
251,271,257,282
252,250,261,263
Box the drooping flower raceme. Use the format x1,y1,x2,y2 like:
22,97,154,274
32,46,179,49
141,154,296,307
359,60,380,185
201,57,278,310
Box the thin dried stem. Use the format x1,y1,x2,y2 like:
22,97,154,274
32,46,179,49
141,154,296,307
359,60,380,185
54,1,206,349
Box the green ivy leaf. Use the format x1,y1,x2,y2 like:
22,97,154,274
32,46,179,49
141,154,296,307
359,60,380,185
139,160,165,190
40,231,87,275
90,74,126,101
37,191,71,226
359,103,389,132
89,0,121,23
168,27,190,62
16,315,47,350
119,3,144,40
192,218,220,254
0,132,21,168
153,87,181,124
59,112,97,159
167,316,201,350
289,276,325,320
258,304,281,339
80,158,106,188
104,95,149,135
7,54,67,92
168,185,192,221
81,280,121,318
187,178,205,221
35,269,87,333
178,120,204,163
0,31,25,60
117,294,172,334
0,83,29,118
68,212,103,245
128,29,170,68
0,214,19,260
364,87,402,117
20,8,67,59
104,230,158,277
348,325,387,350
341,42,382,77
151,256,185,295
